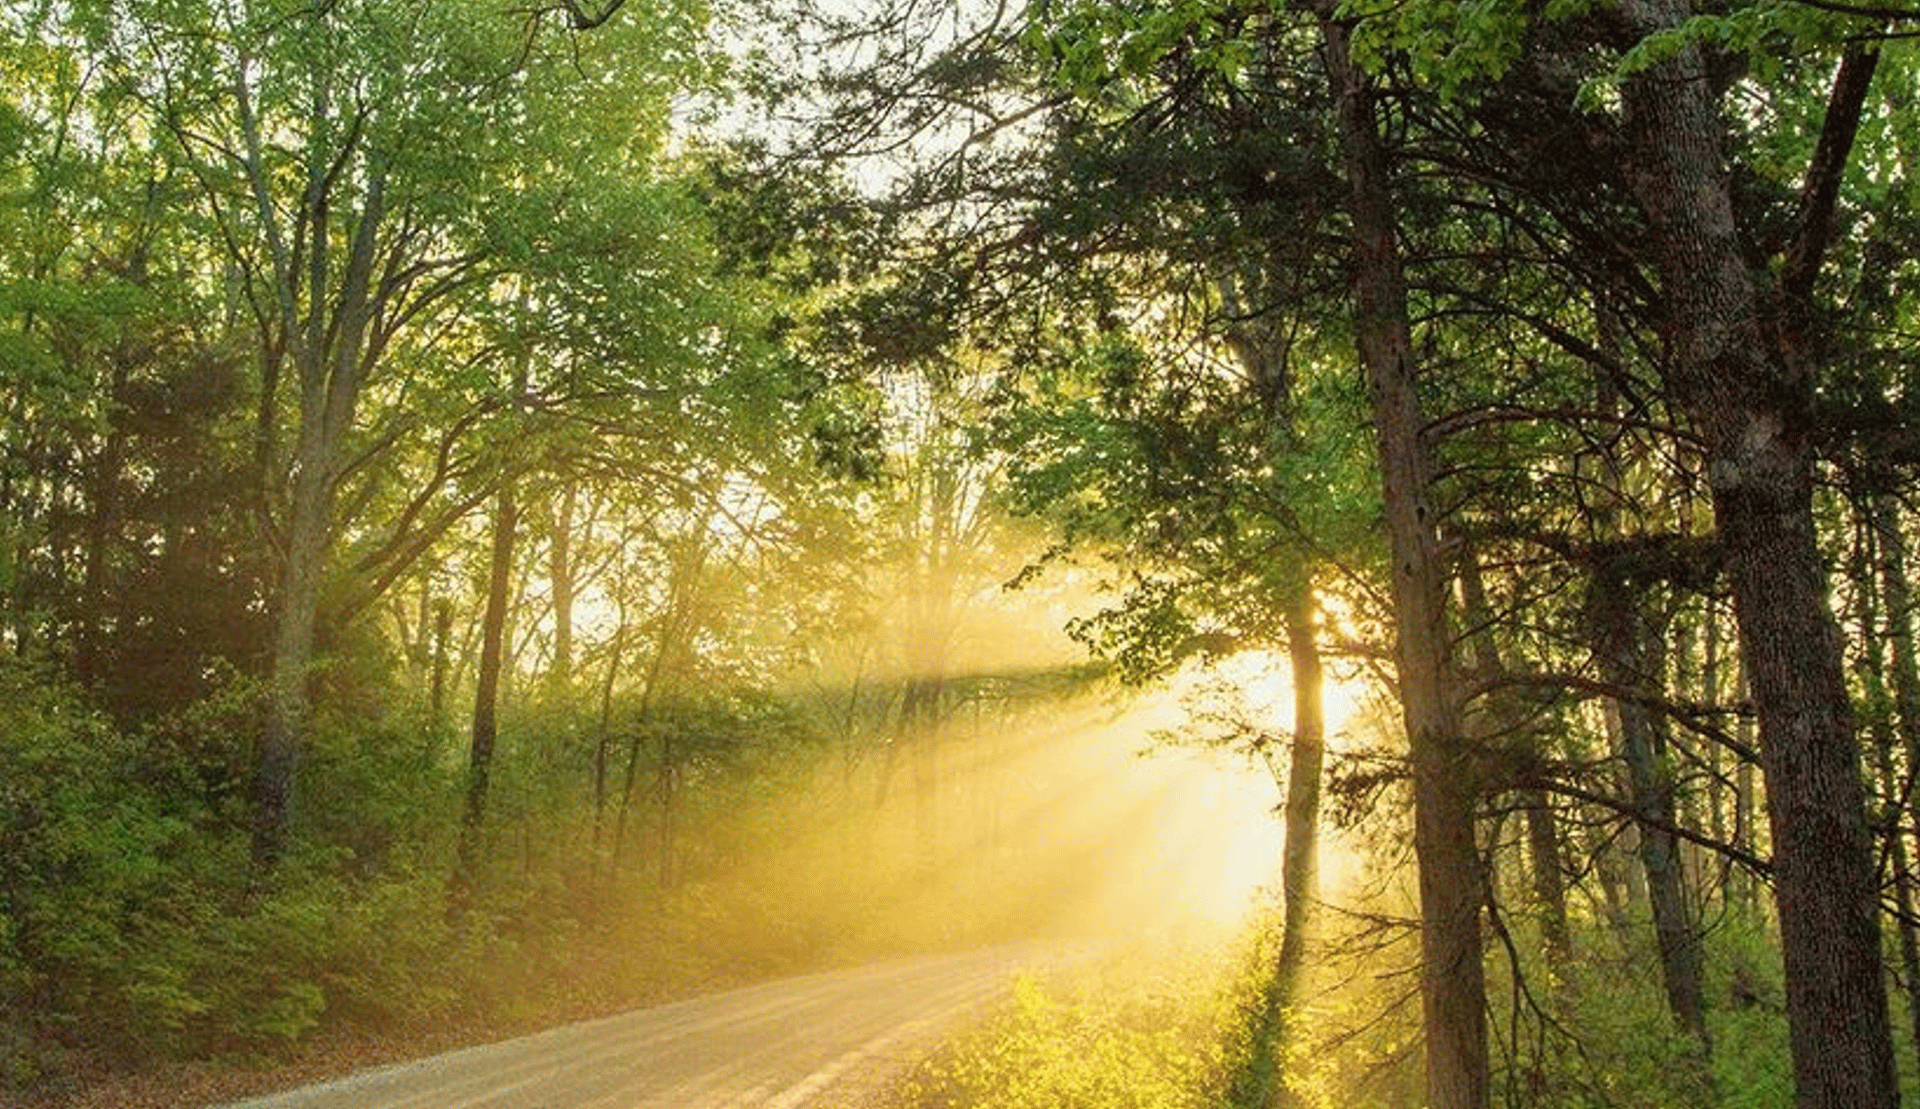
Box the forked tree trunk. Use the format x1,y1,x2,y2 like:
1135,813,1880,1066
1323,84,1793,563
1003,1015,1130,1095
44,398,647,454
1615,14,1896,1104
244,75,390,872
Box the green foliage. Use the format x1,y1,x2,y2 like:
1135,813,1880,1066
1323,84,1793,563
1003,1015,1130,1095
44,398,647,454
0,663,219,1062
1025,0,1260,98
908,934,1262,1109
1339,0,1527,99
0,664,470,1068
1460,907,1797,1109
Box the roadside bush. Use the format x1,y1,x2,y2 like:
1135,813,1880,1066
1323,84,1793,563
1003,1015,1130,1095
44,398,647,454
906,930,1261,1109
0,663,235,1071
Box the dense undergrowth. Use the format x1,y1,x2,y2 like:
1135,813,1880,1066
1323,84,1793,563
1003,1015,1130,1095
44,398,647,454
891,894,1882,1109
0,659,1051,1105
900,928,1266,1109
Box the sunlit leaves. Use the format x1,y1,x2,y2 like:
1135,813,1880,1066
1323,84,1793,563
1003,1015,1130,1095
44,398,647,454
1023,0,1266,101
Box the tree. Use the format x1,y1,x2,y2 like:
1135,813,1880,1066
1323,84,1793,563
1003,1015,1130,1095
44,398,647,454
83,0,709,868
1614,27,1895,1103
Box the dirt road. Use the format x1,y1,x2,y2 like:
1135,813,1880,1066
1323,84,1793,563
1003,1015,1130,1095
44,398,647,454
214,947,1053,1109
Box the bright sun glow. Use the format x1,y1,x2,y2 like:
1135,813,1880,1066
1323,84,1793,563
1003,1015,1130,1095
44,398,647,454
1200,649,1370,744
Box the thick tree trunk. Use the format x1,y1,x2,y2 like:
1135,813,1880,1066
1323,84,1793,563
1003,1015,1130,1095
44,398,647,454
1615,14,1896,1105
254,424,334,871
1317,16,1488,1108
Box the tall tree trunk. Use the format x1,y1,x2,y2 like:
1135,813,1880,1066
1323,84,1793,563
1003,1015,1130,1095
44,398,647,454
548,481,577,693
254,419,335,871
457,485,519,892
1264,578,1326,1109
1851,492,1920,1080
1587,568,1709,1047
1316,16,1488,1108
1869,490,1920,1077
430,597,452,723
1523,792,1570,962
1220,270,1331,1109
1456,537,1570,965
243,86,389,871
1874,492,1920,851
1615,17,1896,1104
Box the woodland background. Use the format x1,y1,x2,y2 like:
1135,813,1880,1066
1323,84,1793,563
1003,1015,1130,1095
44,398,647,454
5,1,1920,1108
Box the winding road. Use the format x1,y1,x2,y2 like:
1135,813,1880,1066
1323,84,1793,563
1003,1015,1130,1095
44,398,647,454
215,947,1055,1109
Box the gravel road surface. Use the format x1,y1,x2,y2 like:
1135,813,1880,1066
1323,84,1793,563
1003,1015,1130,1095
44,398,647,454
213,947,1054,1109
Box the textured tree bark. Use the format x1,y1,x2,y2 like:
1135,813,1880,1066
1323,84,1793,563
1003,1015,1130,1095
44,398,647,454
255,432,333,870
1317,16,1488,1108
1614,9,1896,1104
